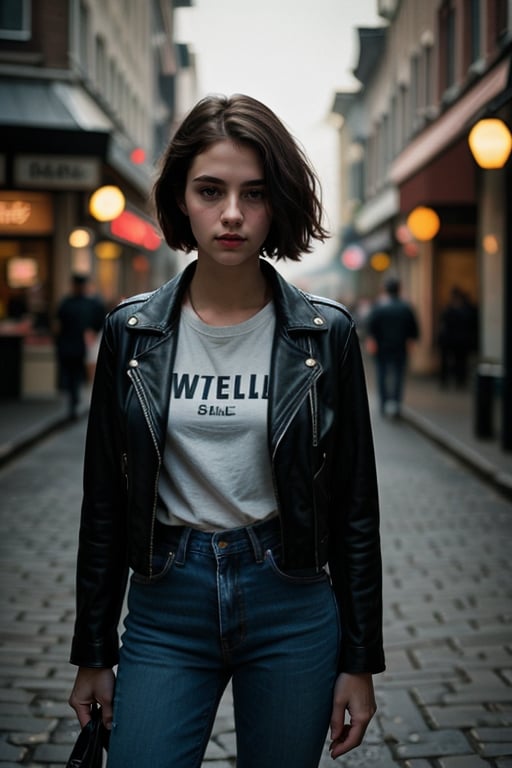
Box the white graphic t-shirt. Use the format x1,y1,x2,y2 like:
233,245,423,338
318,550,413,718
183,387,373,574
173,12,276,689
157,301,277,530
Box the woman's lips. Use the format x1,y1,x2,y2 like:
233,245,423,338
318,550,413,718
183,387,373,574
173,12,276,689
216,234,245,248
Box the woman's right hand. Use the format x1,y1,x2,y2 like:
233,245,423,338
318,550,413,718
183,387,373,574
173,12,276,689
69,667,116,729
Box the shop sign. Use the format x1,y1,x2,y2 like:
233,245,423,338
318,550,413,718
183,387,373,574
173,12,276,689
0,191,53,234
14,155,101,190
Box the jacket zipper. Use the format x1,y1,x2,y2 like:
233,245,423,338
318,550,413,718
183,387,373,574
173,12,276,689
307,337,319,448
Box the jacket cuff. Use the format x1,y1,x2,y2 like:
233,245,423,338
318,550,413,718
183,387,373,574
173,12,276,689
338,643,385,675
70,635,119,669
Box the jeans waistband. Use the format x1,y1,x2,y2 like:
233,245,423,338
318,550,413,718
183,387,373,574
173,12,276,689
154,515,281,565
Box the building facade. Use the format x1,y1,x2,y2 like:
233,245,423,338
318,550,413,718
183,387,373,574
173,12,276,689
0,0,195,396
331,0,511,447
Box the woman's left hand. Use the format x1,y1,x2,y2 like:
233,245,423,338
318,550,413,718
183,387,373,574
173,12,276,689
329,672,377,759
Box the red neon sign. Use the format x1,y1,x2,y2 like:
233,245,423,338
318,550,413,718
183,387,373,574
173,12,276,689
110,210,161,251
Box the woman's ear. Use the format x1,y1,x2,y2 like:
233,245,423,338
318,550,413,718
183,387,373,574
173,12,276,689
178,198,188,216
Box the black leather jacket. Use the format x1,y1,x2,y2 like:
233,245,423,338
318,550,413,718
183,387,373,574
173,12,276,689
71,260,384,675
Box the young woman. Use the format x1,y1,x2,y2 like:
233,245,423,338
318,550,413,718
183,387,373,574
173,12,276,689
69,93,384,768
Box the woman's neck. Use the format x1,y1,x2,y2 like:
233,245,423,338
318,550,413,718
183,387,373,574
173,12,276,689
186,261,270,326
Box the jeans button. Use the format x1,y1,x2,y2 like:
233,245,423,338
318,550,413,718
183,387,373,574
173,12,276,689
218,540,228,549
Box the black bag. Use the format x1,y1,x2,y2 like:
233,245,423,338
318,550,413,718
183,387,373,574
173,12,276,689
66,705,110,768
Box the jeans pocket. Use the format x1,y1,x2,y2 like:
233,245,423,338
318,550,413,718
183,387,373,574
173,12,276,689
131,549,176,584
265,548,329,584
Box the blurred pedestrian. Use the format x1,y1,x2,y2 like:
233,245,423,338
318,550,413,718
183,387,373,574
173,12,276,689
55,274,106,419
366,276,419,417
437,286,476,389
68,94,384,768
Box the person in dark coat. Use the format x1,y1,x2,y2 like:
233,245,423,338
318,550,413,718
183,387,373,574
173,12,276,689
55,274,106,418
437,287,476,389
366,276,419,417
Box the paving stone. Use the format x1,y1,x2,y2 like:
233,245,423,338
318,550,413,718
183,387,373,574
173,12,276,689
479,742,512,757
0,688,34,704
443,688,512,705
34,700,75,719
204,741,226,760
471,726,512,741
318,742,397,767
0,736,26,762
394,729,473,758
438,756,495,767
401,762,434,768
32,741,76,762
426,705,512,728
377,689,428,740
0,715,57,733
216,731,236,757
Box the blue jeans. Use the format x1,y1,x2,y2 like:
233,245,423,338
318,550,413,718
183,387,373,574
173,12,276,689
107,517,340,768
375,354,406,414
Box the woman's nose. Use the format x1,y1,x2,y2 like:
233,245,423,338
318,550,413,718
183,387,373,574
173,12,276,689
221,194,243,225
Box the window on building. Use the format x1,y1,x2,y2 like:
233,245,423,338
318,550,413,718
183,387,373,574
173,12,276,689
464,0,481,68
469,0,481,62
423,44,433,112
495,0,508,41
439,0,457,94
95,35,107,94
79,1,90,75
399,83,409,146
0,0,31,40
410,55,420,129
390,92,397,159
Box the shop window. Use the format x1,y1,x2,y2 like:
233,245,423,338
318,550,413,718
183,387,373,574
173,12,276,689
0,0,31,41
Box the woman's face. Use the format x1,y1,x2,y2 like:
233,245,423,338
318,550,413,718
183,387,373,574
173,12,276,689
180,139,272,269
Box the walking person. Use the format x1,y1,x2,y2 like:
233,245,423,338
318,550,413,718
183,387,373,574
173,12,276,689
55,273,106,419
437,286,476,389
366,276,419,417
68,94,384,768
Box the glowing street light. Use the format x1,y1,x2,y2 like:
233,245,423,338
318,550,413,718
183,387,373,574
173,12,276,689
468,119,512,169
406,206,440,242
89,185,126,222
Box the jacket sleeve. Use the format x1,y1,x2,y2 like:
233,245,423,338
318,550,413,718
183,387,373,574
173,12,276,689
328,324,385,675
70,315,129,668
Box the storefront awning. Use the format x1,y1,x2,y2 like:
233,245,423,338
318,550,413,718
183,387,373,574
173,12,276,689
0,78,153,195
0,78,113,132
399,138,476,213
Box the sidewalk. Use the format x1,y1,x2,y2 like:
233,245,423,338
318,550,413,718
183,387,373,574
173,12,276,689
402,373,512,501
0,374,511,499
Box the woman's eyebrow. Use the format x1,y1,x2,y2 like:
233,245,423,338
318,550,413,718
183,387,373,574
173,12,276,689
192,174,265,186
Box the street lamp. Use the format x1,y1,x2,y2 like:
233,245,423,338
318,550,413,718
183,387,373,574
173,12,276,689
468,117,512,451
468,119,512,169
406,206,441,241
89,185,126,222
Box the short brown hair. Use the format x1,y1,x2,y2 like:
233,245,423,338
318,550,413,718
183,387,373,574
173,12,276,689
153,94,328,261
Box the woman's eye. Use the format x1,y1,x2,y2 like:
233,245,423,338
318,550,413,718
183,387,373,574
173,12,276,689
245,189,265,201
199,187,220,199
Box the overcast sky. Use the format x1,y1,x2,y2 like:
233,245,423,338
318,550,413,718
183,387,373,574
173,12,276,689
175,1,383,275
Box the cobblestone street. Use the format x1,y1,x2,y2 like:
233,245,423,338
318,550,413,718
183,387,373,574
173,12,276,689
0,402,511,767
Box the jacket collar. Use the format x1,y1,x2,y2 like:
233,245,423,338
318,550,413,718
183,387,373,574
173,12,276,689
125,259,328,334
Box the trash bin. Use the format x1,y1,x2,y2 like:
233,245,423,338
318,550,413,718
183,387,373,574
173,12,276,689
474,362,503,438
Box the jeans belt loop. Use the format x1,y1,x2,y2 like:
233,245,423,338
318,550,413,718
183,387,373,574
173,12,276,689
174,527,192,566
